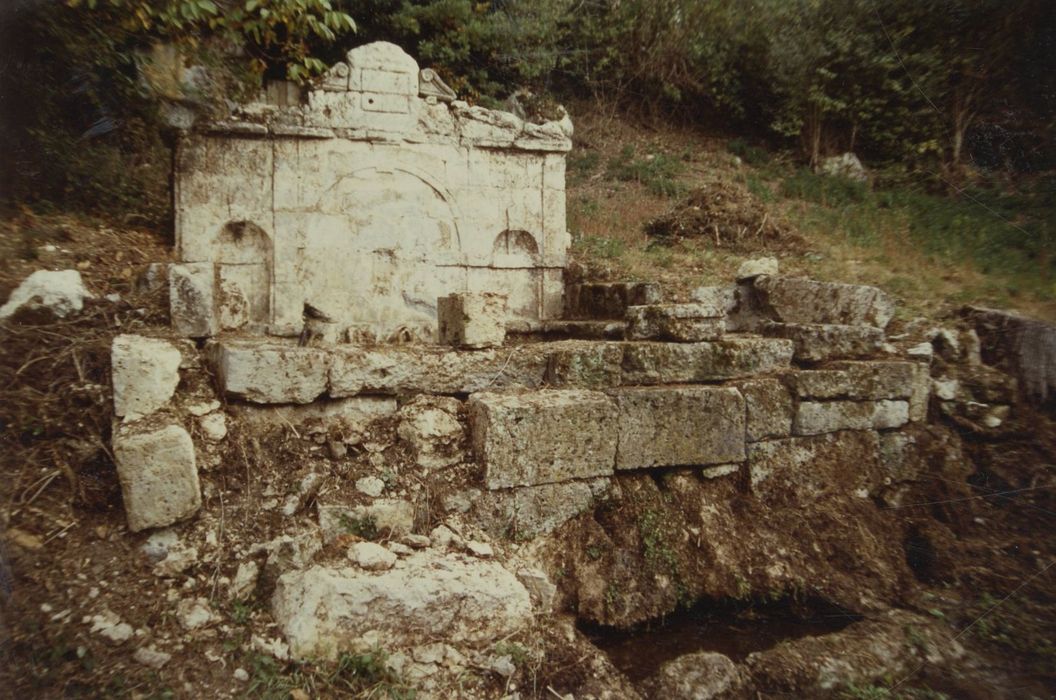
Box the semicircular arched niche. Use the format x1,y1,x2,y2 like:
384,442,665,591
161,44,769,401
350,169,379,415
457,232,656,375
215,220,272,330
492,229,540,268
293,164,467,339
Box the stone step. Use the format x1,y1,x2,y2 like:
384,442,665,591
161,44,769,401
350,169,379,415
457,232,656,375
762,322,884,362
565,281,661,320
752,275,895,329
625,303,726,342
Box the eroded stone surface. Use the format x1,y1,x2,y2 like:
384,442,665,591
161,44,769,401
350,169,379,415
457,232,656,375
169,263,216,338
212,341,330,404
397,395,464,469
793,400,909,435
754,276,895,329
786,361,918,400
318,500,415,542
437,292,507,349
614,386,746,469
749,431,881,505
272,553,532,660
733,377,793,441
475,478,610,538
469,389,617,489
625,304,725,342
621,338,794,385
565,282,661,320
763,323,884,362
113,420,201,532
112,335,183,419
648,652,741,700
546,341,623,388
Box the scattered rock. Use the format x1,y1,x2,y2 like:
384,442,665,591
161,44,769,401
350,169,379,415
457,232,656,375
229,561,260,601
820,152,868,182
0,269,93,319
649,651,740,700
89,610,133,644
348,542,398,571
401,534,431,549
199,412,228,441
185,399,221,416
464,540,494,558
429,525,462,550
176,597,215,630
282,472,326,516
133,646,172,669
736,257,779,281
397,395,464,469
153,543,199,577
233,668,249,682
355,476,385,497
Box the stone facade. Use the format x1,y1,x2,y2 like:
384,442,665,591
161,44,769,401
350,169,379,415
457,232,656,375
173,42,570,343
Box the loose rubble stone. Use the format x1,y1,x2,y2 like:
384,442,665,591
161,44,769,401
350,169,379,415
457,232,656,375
753,276,895,329
282,473,326,516
0,269,93,319
793,400,909,435
153,543,199,577
614,386,746,469
397,395,464,469
402,534,431,549
749,431,882,505
111,335,183,419
736,257,779,281
763,322,884,362
649,652,740,700
212,341,330,404
621,338,794,385
700,464,740,479
133,646,172,669
230,396,397,436
229,561,260,601
348,542,397,571
464,540,494,558
176,597,215,630
565,282,661,319
169,262,216,337
475,478,610,539
257,531,324,584
625,304,725,342
734,378,793,441
437,292,507,349
89,610,134,644
517,568,558,611
141,529,180,562
272,553,532,660
545,342,623,388
113,421,201,532
199,412,227,441
355,476,385,497
469,389,618,489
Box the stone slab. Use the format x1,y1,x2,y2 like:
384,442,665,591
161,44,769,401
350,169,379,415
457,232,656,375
625,304,726,342
113,421,201,532
793,400,909,436
748,431,881,505
689,285,738,316
212,341,330,404
272,553,532,660
753,276,895,329
763,323,883,362
565,282,661,320
786,361,918,400
620,338,794,385
614,386,746,469
475,478,611,539
469,389,617,489
112,335,183,419
546,342,623,388
733,377,793,441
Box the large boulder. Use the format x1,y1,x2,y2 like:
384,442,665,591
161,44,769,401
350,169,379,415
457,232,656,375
272,552,532,660
0,269,93,319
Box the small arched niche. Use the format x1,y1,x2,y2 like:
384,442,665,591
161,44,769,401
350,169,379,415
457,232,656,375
492,229,540,268
215,220,272,329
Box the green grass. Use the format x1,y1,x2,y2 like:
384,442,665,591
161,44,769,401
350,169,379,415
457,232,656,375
245,648,415,700
606,145,687,197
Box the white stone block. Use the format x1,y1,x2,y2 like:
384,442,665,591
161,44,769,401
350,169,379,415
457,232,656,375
169,263,217,337
437,292,507,349
112,335,183,419
113,421,201,532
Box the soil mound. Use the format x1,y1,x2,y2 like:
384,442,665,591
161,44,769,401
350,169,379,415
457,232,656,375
644,180,805,252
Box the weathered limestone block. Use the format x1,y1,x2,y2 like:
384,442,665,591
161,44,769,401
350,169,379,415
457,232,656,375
565,282,661,320
272,553,532,660
733,378,793,441
475,478,611,539
229,397,397,437
212,341,330,404
786,361,918,400
0,269,93,319
648,652,741,700
545,341,623,388
437,292,507,349
469,390,617,489
689,286,737,316
793,400,909,436
318,500,415,542
169,263,217,337
113,420,201,532
763,323,883,362
748,431,881,505
112,335,183,419
736,257,779,281
621,338,794,385
908,363,930,422
330,344,549,396
397,395,464,469
625,304,726,342
753,276,895,329
614,386,746,469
